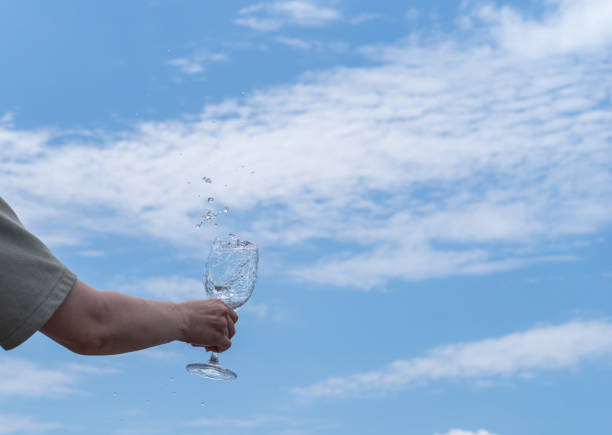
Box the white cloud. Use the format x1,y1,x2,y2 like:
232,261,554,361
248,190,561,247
168,52,228,75
134,347,183,362
78,249,105,257
242,302,284,321
64,362,119,375
472,0,612,57
119,276,282,319
348,13,380,25
235,1,342,31
0,356,78,398
276,36,313,50
293,320,612,400
1,10,612,290
0,112,14,126
242,303,270,319
187,415,304,431
120,276,203,301
275,36,348,52
0,414,63,434
435,430,498,435
0,356,116,398
116,415,319,435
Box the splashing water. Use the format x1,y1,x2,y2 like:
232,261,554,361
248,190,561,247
196,209,220,228
204,234,259,309
194,176,232,228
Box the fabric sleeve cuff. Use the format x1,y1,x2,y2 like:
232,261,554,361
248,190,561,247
1,269,77,351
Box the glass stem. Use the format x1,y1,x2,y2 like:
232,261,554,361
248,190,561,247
209,352,220,365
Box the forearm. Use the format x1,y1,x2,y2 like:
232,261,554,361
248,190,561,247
87,290,185,355
41,278,237,356
42,280,185,355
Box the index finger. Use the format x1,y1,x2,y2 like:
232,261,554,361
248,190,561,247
227,307,238,323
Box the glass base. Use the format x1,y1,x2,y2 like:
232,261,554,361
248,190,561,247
186,362,237,381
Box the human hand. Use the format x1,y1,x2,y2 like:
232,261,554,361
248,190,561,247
176,299,238,353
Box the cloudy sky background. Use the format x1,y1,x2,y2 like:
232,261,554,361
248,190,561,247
1,1,611,434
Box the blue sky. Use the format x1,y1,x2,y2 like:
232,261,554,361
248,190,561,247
1,1,612,434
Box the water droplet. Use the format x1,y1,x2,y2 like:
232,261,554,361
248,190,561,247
187,181,191,184
200,401,206,407
223,207,229,214
207,197,214,203
202,210,217,222
241,91,246,96
224,184,228,188
250,170,255,174
241,165,245,169
195,223,202,229
169,377,174,382
113,392,118,397
172,392,177,396
202,176,212,183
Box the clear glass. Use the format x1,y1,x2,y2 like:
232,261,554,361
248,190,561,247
186,233,258,380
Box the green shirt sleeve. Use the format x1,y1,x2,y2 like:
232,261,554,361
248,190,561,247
0,197,77,350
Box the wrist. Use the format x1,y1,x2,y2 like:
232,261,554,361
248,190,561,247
173,302,189,343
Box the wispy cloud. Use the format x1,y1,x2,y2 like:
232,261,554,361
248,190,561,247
77,249,105,257
435,430,498,435
1,2,611,290
120,276,203,301
0,356,78,398
235,1,342,31
275,36,348,52
119,276,282,319
468,0,612,57
0,414,63,434
168,51,228,75
0,356,117,398
0,112,14,126
115,414,326,435
276,36,313,49
185,415,327,434
293,320,612,400
242,302,284,321
64,362,119,375
133,347,183,362
348,13,380,25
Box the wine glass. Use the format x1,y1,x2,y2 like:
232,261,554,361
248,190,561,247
186,233,258,380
